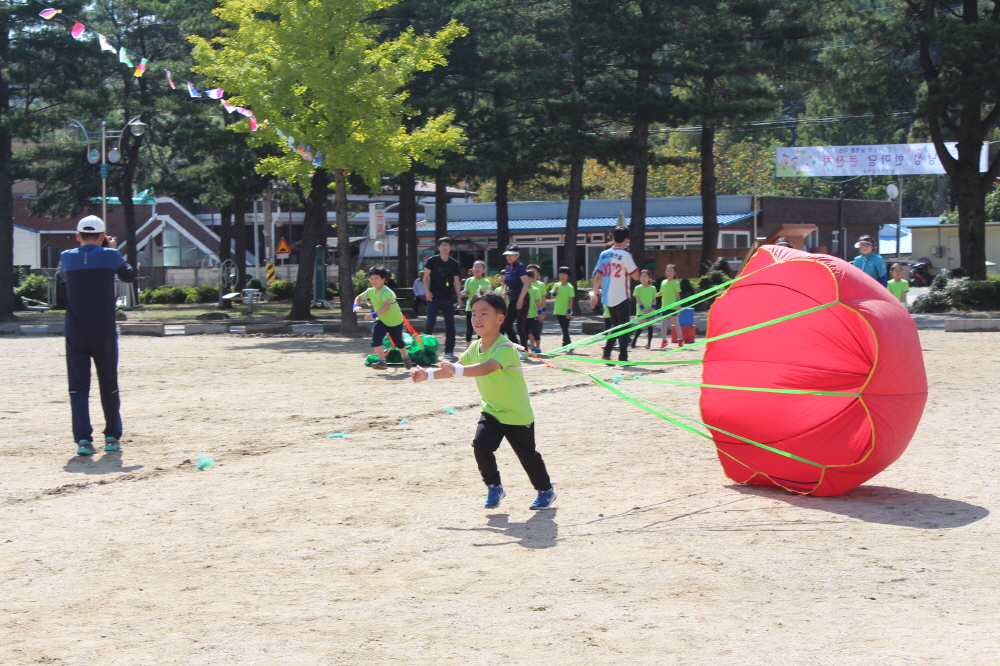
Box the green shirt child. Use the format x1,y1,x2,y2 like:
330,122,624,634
526,281,543,318
550,282,575,316
659,278,681,306
463,277,492,311
360,285,403,327
887,278,909,304
633,284,658,316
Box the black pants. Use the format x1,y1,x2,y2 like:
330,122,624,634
499,299,529,349
465,309,475,343
556,314,571,346
602,300,632,361
631,317,653,347
472,412,552,491
66,335,122,443
424,298,457,354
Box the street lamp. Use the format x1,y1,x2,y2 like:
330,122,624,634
68,116,147,224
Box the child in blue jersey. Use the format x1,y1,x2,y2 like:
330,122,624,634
59,216,136,456
852,235,888,286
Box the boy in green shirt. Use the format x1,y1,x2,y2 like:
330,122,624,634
631,269,658,349
887,263,910,307
525,269,545,354
550,266,575,347
354,266,411,371
412,291,556,510
658,264,682,348
460,260,492,344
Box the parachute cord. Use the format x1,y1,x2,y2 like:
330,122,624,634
592,376,828,469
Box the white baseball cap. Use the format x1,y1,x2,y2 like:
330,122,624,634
77,215,106,233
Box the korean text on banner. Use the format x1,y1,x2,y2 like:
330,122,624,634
368,203,386,239
775,142,989,177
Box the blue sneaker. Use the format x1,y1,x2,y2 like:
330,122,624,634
104,437,121,452
76,440,96,456
484,484,506,509
530,487,557,510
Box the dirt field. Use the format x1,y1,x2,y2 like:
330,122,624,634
1,326,998,665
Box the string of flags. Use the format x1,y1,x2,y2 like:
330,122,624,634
35,1,324,169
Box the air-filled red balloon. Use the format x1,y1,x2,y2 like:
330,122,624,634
700,245,927,496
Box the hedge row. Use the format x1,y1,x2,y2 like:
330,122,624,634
137,284,219,305
911,272,1000,312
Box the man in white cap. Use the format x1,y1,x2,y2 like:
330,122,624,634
59,215,136,456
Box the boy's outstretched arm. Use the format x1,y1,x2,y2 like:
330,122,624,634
412,359,502,382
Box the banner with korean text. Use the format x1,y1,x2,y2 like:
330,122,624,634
775,143,988,177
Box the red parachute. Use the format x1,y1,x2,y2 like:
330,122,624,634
700,245,927,496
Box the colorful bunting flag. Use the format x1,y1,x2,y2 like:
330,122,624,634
287,137,295,149
206,88,224,99
119,47,133,67
187,83,202,98
134,58,147,77
221,99,236,113
165,70,176,89
248,116,259,131
305,146,312,160
98,34,116,53
39,8,62,19
312,152,323,167
236,107,253,117
71,22,86,39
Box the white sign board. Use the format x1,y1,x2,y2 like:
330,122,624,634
775,142,988,177
368,203,386,238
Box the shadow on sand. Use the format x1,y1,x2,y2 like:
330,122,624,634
441,509,559,549
732,484,989,529
63,450,143,475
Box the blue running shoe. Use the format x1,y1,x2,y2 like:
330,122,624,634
484,484,506,509
530,487,557,510
77,440,96,456
104,437,121,452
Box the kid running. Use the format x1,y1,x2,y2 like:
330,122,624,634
354,266,411,371
461,260,491,343
412,291,557,510
631,269,657,349
550,266,575,347
659,264,682,348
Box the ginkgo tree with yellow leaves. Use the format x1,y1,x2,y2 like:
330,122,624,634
191,0,466,325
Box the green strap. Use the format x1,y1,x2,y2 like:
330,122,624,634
592,377,828,469
631,376,861,397
565,357,704,367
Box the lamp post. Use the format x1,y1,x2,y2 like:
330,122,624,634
68,117,147,223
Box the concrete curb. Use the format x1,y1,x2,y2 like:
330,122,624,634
119,323,166,337
184,323,231,335
0,323,22,334
244,323,292,335
944,319,1000,332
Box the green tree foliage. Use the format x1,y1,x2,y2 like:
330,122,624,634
1,0,107,320
827,0,1000,280
192,0,465,324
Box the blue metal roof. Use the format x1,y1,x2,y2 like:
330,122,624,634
392,213,753,236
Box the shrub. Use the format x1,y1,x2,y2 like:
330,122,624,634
352,269,370,295
246,277,264,290
194,284,219,303
138,286,196,304
711,259,732,277
576,278,593,290
679,278,695,300
911,291,951,313
930,272,949,292
15,273,50,301
267,279,295,300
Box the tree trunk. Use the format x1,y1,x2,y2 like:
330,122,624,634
954,175,989,280
217,207,233,309
0,11,14,321
630,121,649,273
565,158,584,311
402,171,419,286
232,199,248,290
114,127,144,301
335,169,357,336
435,170,448,241
288,168,330,320
495,175,510,260
698,124,718,275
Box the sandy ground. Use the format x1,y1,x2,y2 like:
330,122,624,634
1,325,999,665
